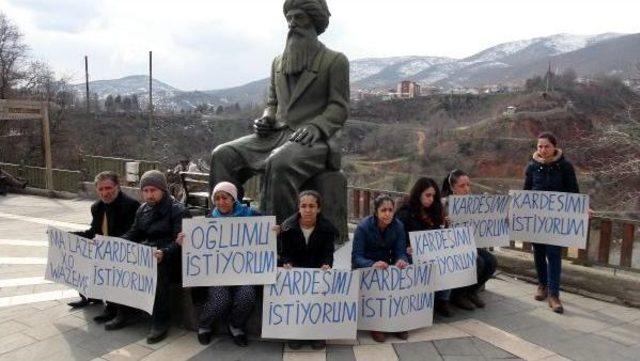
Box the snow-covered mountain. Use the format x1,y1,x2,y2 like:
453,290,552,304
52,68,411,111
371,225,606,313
464,33,621,64
73,33,638,109
72,75,267,111
77,75,178,97
352,32,629,89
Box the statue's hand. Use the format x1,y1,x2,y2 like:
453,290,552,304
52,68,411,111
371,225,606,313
290,125,322,146
253,116,275,137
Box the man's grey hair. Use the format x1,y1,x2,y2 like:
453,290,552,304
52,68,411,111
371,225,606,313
94,171,120,186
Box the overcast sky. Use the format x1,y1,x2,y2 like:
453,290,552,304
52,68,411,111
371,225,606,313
1,0,639,90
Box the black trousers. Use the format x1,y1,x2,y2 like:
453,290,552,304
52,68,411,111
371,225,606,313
150,261,172,330
452,248,497,296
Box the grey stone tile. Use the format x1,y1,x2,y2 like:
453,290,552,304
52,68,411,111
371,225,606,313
618,343,640,360
0,305,37,323
503,294,547,310
470,338,518,359
326,345,356,361
471,300,535,323
520,307,616,334
74,323,148,355
393,341,443,361
478,290,506,303
592,304,640,323
188,338,283,361
0,333,100,361
509,323,585,350
481,312,548,333
562,297,610,312
550,333,637,361
0,332,37,355
441,357,487,361
433,337,479,357
0,320,29,338
596,323,640,347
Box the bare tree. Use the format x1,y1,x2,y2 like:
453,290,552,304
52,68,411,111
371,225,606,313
22,60,55,99
0,13,29,98
587,63,640,213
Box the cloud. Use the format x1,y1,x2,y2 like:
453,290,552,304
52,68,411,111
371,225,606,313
1,0,639,90
7,0,103,32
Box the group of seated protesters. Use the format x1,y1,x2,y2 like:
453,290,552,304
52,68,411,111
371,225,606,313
68,169,495,348
352,171,497,343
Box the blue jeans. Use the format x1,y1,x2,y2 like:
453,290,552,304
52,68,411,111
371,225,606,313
533,243,562,297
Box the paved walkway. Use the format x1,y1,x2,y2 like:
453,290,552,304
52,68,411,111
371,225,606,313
0,194,639,361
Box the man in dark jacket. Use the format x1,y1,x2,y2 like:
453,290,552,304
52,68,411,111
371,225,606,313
69,171,139,324
117,170,188,344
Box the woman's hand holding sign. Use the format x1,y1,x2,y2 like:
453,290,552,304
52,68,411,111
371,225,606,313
373,261,389,270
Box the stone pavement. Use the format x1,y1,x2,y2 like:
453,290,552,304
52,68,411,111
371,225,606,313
0,194,639,361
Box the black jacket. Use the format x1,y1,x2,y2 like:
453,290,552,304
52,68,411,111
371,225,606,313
395,203,443,248
278,213,337,268
74,191,140,239
122,194,188,256
524,150,579,193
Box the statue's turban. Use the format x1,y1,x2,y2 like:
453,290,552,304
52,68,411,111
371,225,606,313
283,0,331,35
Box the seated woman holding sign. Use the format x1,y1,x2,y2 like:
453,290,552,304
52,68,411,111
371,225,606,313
396,177,455,318
181,181,260,347
441,169,497,311
352,194,409,343
524,132,590,314
278,190,337,350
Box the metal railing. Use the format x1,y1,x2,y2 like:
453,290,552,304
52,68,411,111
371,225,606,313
1,162,81,193
347,185,640,272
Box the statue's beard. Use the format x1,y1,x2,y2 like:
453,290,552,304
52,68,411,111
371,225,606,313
282,27,319,75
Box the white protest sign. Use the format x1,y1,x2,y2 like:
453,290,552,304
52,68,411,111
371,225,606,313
93,235,157,314
357,264,435,332
182,216,277,287
448,194,511,248
409,226,478,291
45,227,95,298
45,228,158,314
509,190,589,249
262,268,359,340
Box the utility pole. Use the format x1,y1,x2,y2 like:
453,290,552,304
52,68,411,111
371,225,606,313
41,102,53,190
545,61,552,93
149,50,153,130
84,56,90,114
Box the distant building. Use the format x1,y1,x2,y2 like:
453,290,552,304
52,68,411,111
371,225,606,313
397,81,421,98
420,85,441,95
353,90,385,102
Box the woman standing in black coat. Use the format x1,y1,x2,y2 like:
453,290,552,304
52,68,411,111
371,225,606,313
278,190,337,349
524,132,580,314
